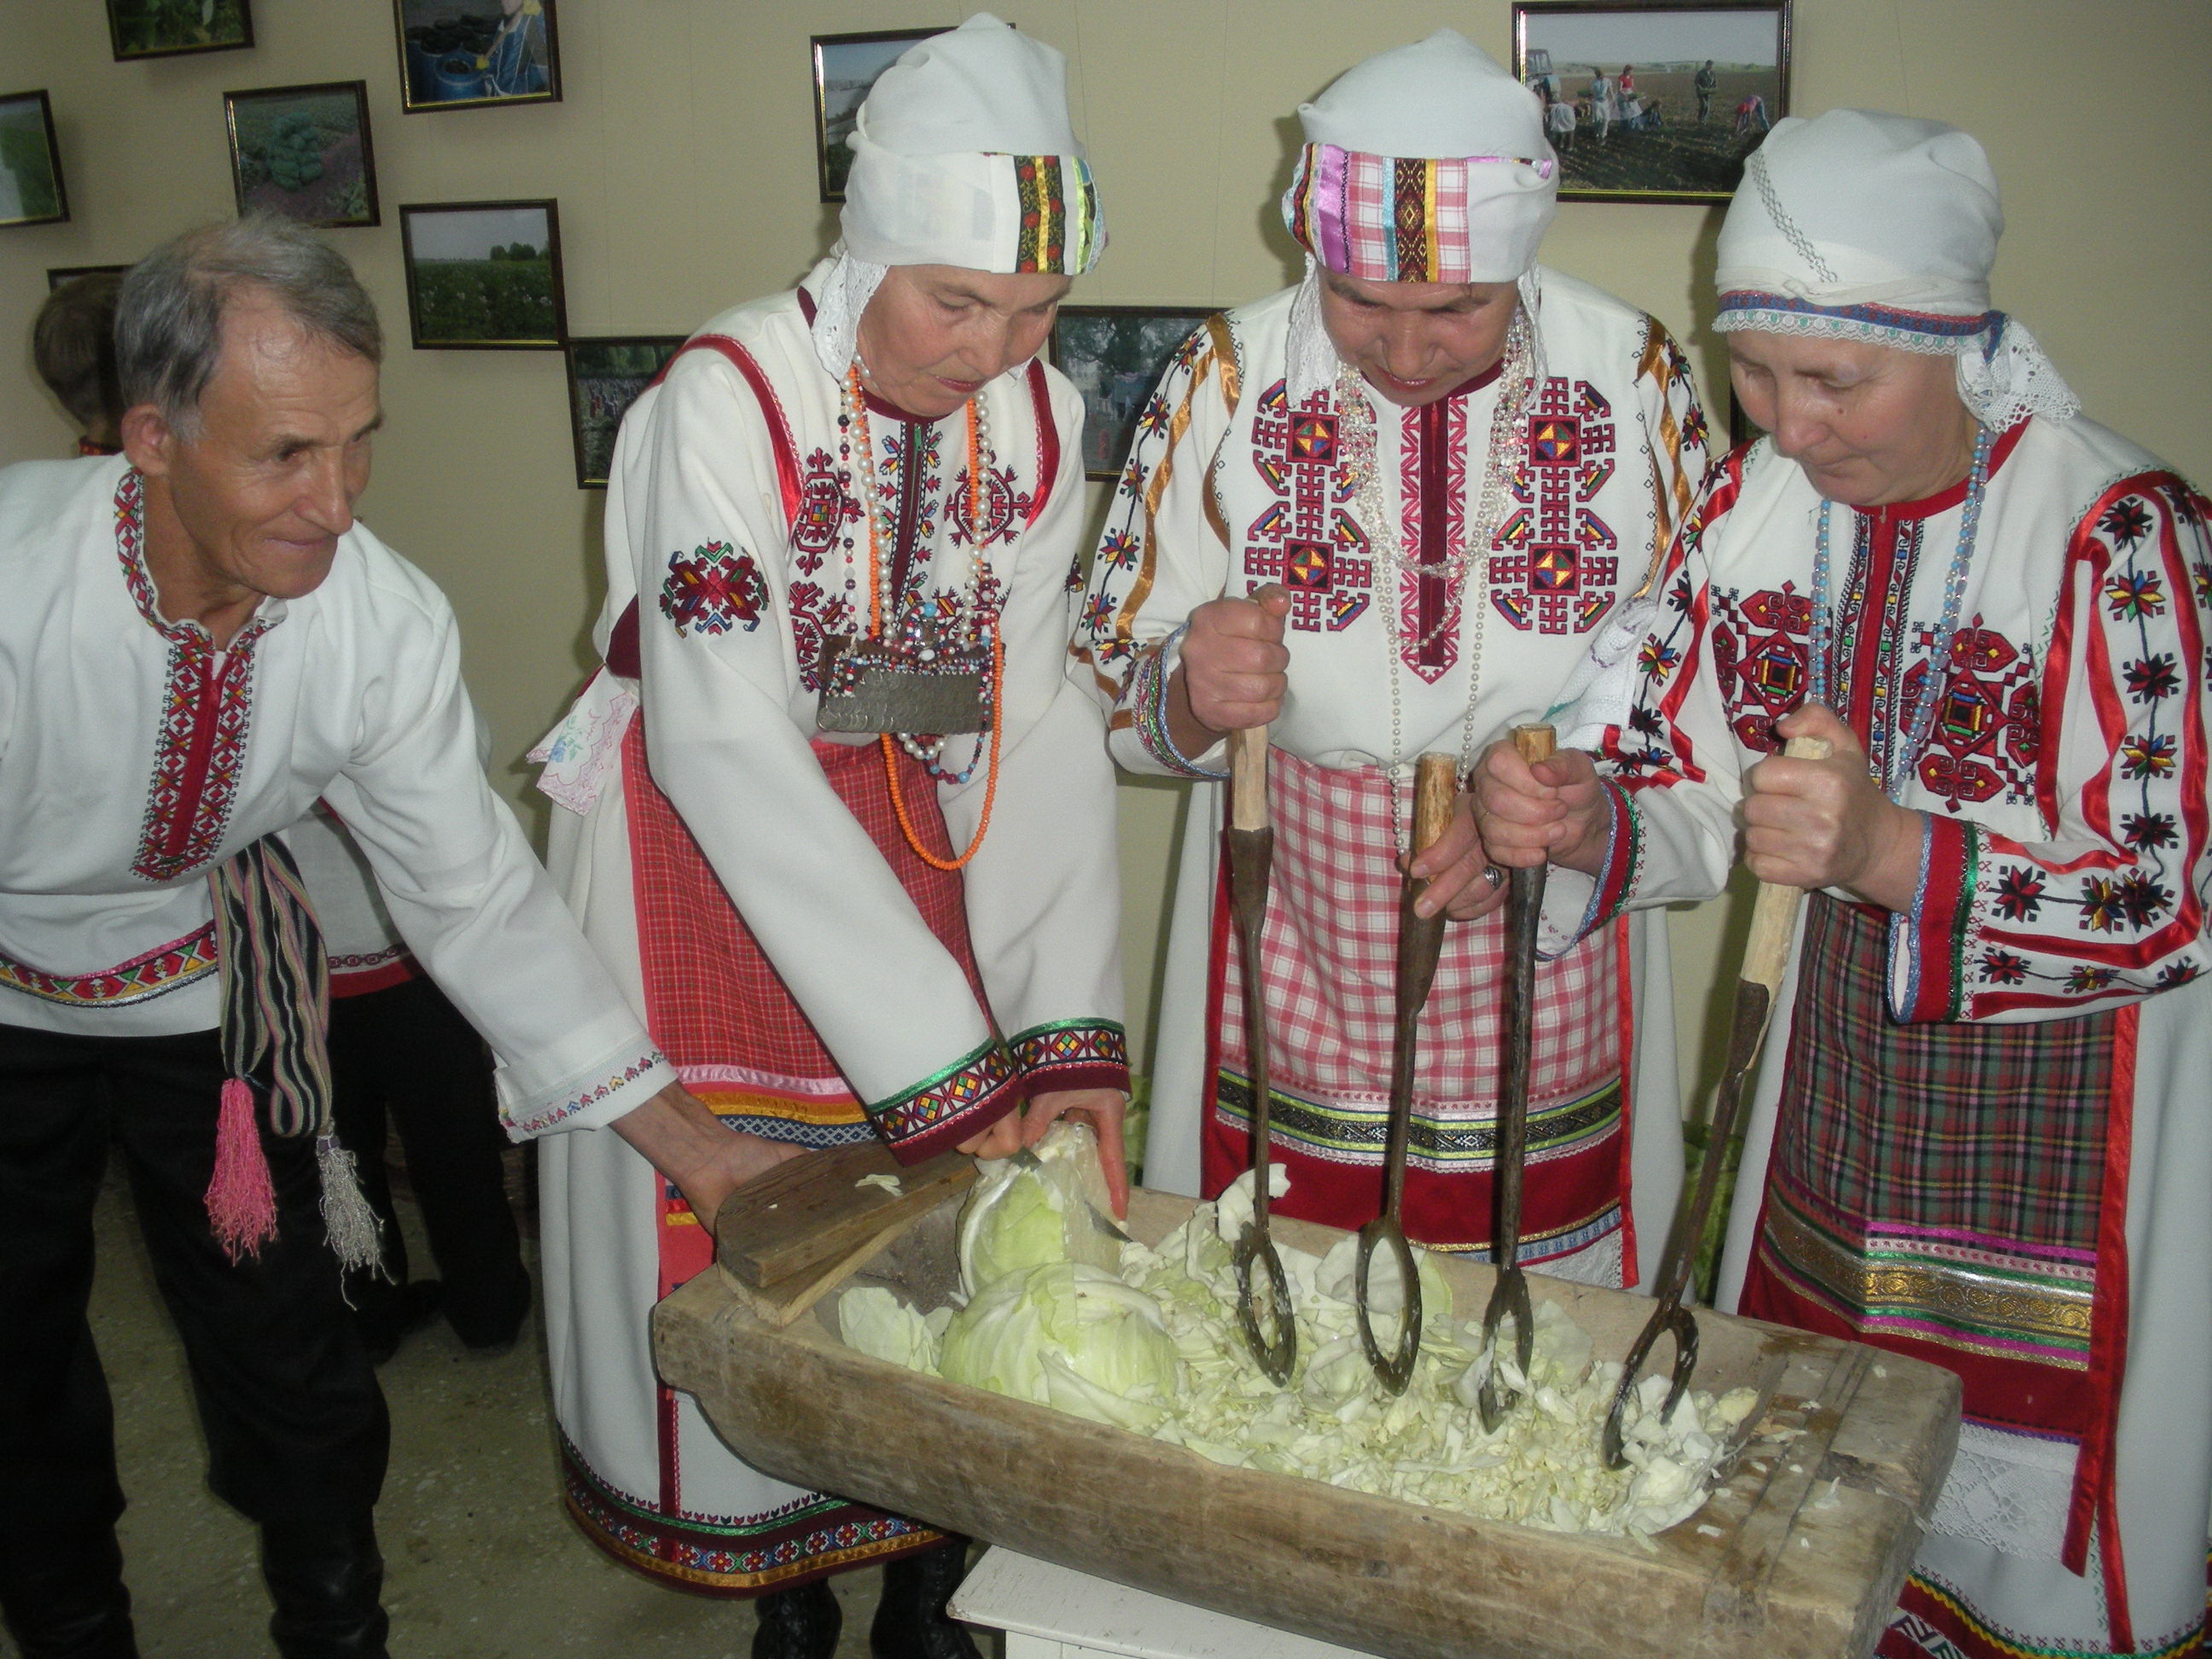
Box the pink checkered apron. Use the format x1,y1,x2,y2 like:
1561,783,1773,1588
1200,750,1635,1266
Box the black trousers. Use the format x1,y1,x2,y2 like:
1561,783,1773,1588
0,1020,387,1645
327,975,528,1345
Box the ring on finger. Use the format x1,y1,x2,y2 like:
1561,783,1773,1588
1484,864,1507,888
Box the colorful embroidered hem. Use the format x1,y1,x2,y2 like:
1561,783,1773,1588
505,1048,667,1136
1008,1018,1129,1097
559,1434,939,1598
1208,1069,1626,1256
0,923,218,1009
1882,1569,2206,1659
328,944,417,998
867,1036,1022,1162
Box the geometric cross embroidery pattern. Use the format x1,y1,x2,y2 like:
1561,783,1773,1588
1709,582,1813,753
1488,377,1621,635
1243,380,1374,634
660,541,769,637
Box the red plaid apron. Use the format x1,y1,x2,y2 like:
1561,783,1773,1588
621,718,987,1290
1201,750,1633,1262
1741,894,2135,1604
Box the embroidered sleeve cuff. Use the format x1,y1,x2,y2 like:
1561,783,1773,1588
499,1044,676,1138
1887,812,1977,1025
1536,778,1642,960
1127,630,1229,780
1010,1019,1131,1098
866,1037,1025,1165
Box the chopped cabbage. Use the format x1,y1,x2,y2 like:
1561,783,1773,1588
841,1166,1761,1540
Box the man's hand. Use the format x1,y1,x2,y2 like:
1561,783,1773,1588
1471,741,1611,876
1022,1087,1131,1218
1745,704,1922,911
612,1081,804,1234
1405,791,1510,921
1169,586,1292,753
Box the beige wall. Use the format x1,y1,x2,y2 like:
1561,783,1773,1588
5,1,2208,1090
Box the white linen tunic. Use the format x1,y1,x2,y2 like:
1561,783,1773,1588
536,265,1126,1592
0,455,669,1136
1556,420,2212,1658
1074,271,1705,1287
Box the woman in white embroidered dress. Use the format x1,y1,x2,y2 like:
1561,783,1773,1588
1074,32,1705,1292
532,18,1127,1658
1477,109,2212,1659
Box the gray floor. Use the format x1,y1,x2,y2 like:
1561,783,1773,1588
0,1164,905,1659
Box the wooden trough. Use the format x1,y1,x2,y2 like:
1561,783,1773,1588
655,1188,1959,1659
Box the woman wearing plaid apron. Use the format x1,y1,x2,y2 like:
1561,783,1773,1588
1479,111,2211,1659
1075,31,1708,1286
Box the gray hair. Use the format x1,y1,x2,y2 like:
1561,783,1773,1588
116,214,383,437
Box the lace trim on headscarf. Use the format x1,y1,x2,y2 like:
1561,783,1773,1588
811,246,889,378
1285,255,1550,413
1716,300,2081,428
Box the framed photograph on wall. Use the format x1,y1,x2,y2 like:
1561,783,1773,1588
224,82,379,229
393,0,561,114
49,264,131,291
566,335,684,488
1512,2,1790,203
105,0,254,61
0,91,68,230
1050,305,1211,482
812,28,946,202
399,200,566,349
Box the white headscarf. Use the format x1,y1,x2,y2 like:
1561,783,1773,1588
1715,108,2077,429
812,14,1105,376
1279,31,1559,400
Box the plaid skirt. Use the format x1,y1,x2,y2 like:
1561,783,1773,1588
1739,894,2146,1652
1201,750,1633,1264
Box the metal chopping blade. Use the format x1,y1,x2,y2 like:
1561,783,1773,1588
1355,751,1457,1395
1227,725,1297,1386
1476,725,1553,1432
1600,733,1832,1468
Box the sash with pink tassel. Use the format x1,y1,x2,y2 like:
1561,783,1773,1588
203,835,382,1275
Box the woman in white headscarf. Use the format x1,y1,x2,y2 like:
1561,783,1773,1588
530,17,1126,1656
1477,109,2212,1659
1076,31,1706,1293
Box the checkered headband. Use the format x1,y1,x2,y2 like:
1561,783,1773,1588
1283,143,1556,283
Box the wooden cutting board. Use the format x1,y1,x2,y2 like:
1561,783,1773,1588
713,1139,974,1323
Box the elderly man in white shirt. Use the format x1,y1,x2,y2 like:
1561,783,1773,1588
0,216,789,1659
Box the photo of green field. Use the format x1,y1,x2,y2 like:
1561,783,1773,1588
229,84,375,229
402,201,565,348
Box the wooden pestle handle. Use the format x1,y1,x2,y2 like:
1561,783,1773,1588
1410,753,1458,858
1231,725,1270,832
1740,733,1834,994
1512,724,1556,767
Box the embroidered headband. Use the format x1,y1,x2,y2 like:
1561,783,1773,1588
1283,143,1556,284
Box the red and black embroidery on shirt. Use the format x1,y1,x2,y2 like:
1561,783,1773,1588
115,471,273,885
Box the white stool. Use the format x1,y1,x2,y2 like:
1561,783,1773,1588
949,1548,1382,1659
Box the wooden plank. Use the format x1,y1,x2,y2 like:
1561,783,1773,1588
721,1214,924,1328
713,1140,974,1289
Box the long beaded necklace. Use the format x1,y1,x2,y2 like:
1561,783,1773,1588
1807,422,1994,799
1336,310,1534,850
838,362,1005,870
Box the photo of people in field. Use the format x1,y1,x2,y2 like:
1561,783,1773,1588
1516,4,1786,200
